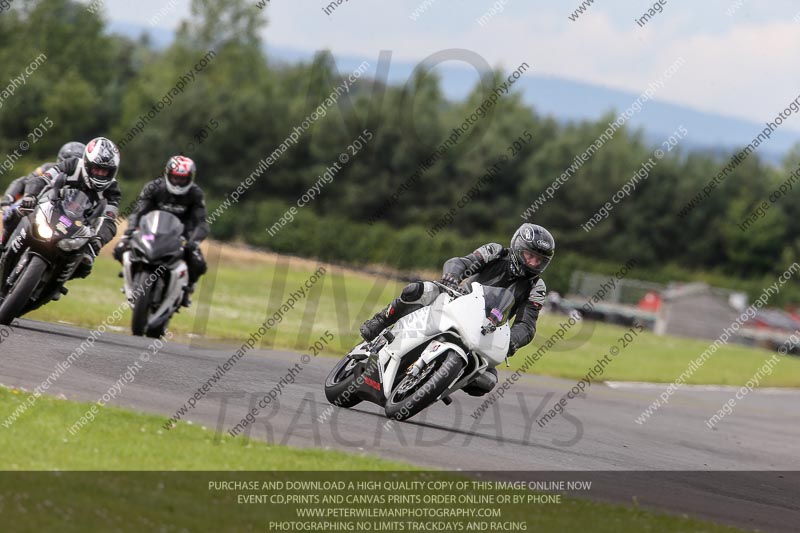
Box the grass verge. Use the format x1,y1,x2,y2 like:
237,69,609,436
0,387,741,532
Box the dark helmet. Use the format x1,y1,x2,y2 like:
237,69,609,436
80,137,120,192
164,155,196,195
57,141,86,163
509,223,555,277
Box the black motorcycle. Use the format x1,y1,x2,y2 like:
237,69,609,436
0,189,97,325
121,210,188,338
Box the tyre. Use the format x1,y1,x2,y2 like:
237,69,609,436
131,271,156,337
384,350,465,422
0,255,47,325
146,322,167,339
324,355,364,408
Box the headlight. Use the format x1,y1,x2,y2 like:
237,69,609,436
57,238,87,252
35,211,53,240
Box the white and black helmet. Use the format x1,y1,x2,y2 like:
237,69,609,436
57,141,86,163
509,223,555,277
80,137,120,191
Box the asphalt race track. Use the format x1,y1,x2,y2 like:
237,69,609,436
2,320,799,531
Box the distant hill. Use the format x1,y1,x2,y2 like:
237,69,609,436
110,21,800,164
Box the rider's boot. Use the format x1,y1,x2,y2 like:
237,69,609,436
360,283,431,342
181,283,195,308
359,298,412,342
462,367,498,397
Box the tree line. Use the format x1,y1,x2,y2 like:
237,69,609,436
1,0,798,304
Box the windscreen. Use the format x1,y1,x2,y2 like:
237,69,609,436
60,189,93,220
482,285,516,326
139,210,185,238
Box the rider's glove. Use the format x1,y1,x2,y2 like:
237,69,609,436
185,240,199,252
88,235,103,257
440,272,460,291
507,342,519,357
20,195,37,209
112,238,129,262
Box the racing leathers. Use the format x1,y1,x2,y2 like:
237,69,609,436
1,163,57,240
119,177,209,289
360,243,547,396
2,157,120,278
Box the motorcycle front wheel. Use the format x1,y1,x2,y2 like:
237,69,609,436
384,350,464,422
0,255,46,325
324,354,364,408
131,270,156,337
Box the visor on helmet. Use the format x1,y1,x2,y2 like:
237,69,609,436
167,171,192,187
522,250,549,269
86,160,115,181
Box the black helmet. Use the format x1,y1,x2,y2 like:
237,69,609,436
509,223,555,277
57,141,86,163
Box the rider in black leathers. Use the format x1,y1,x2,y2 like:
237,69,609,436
359,223,555,396
114,155,209,307
1,137,121,279
1,142,86,247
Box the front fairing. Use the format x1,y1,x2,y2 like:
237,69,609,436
0,190,94,303
435,284,511,364
372,283,511,398
33,189,94,244
130,211,185,264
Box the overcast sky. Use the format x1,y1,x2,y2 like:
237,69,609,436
95,0,800,129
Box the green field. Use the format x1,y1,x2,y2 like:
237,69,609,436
0,386,404,471
0,387,741,532
27,242,800,387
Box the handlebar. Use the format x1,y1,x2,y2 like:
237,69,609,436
433,280,467,298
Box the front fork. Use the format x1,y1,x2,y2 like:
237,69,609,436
121,251,133,303
1,251,31,297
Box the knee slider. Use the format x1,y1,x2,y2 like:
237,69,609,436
400,281,425,303
196,256,208,274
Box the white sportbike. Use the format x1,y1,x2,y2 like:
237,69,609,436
324,281,513,421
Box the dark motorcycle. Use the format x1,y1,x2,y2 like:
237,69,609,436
121,210,188,338
0,189,97,325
